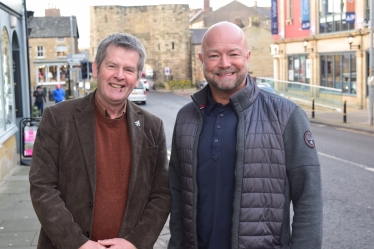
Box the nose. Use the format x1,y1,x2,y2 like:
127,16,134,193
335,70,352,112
218,54,231,68
114,69,125,80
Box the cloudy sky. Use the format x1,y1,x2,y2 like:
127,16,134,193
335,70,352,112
26,0,271,49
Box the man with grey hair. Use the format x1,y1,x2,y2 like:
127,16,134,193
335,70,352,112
168,22,322,248
30,33,171,249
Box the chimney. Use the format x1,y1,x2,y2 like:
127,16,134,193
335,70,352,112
254,1,258,7
204,0,211,12
45,7,61,17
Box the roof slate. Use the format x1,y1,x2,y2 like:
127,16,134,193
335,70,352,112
191,29,208,45
29,16,79,38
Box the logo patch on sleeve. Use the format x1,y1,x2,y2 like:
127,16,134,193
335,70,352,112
304,130,315,148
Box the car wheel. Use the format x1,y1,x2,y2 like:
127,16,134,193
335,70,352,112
142,101,146,105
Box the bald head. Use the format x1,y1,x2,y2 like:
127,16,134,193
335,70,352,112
198,21,250,104
201,22,248,53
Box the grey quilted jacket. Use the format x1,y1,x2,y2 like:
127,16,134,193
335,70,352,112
168,75,322,249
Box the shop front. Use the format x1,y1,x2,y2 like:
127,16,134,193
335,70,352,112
0,0,31,180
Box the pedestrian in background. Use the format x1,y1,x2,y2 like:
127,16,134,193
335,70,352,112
53,83,65,103
168,22,323,249
33,86,46,116
29,33,171,249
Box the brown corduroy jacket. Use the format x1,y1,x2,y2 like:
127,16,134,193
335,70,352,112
29,91,171,249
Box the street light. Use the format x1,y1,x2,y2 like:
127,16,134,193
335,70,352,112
347,34,360,50
303,40,313,52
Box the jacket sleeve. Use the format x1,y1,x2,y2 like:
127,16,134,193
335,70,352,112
124,120,171,249
29,107,89,249
167,124,184,249
283,107,323,249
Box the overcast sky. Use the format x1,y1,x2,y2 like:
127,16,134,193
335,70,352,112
26,0,271,49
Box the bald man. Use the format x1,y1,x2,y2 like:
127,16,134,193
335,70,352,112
168,22,322,249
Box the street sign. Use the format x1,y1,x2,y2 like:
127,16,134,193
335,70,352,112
165,67,170,76
67,54,88,66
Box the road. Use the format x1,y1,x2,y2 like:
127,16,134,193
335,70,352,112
142,90,374,249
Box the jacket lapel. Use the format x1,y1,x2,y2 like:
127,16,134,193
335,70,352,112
126,101,144,203
74,93,96,197
118,101,144,234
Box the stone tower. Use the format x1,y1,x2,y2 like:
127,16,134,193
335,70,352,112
90,4,191,82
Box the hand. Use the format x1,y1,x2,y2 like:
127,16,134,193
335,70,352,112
78,240,107,249
98,238,136,249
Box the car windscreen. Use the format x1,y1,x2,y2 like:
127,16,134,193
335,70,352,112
136,83,144,89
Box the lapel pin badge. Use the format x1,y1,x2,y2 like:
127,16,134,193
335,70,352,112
134,120,140,127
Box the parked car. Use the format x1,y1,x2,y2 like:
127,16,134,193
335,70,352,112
199,80,208,89
257,83,278,94
140,78,149,91
129,82,146,105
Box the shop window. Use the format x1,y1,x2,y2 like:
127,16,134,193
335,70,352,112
287,55,310,84
320,53,356,94
57,46,67,57
37,46,44,57
37,64,68,84
319,0,354,34
0,27,15,132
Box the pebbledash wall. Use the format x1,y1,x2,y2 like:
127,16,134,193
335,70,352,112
90,4,191,83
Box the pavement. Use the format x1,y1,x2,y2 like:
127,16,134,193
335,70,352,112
1,87,373,248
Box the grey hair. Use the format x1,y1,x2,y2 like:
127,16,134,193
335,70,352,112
94,33,146,79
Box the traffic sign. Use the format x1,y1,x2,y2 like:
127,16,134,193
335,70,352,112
165,67,170,76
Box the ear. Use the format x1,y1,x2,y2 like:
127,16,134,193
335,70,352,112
246,50,251,60
198,53,203,64
92,61,98,78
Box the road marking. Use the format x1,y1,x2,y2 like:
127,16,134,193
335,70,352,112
318,152,374,172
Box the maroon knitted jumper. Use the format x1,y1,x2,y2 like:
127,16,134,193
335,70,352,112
91,104,131,241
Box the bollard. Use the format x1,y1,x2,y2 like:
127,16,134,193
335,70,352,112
343,100,347,123
312,98,315,118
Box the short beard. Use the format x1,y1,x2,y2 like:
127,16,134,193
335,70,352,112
206,71,247,92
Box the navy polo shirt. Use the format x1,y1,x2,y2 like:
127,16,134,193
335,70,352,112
197,89,237,249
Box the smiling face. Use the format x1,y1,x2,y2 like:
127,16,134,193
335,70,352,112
92,45,140,109
199,22,250,97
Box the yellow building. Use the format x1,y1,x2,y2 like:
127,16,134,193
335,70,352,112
272,0,371,109
28,8,79,94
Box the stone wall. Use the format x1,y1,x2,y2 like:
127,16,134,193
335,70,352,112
0,135,17,183
191,44,204,86
90,5,191,83
243,25,274,78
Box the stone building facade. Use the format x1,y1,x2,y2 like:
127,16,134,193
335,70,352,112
243,24,274,78
28,9,79,93
90,5,191,83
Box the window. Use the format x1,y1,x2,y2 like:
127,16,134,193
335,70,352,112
56,46,67,57
366,0,370,21
1,27,15,132
319,0,354,33
37,46,44,57
287,0,292,19
320,53,356,94
288,55,309,84
172,42,175,50
37,64,68,84
57,37,65,42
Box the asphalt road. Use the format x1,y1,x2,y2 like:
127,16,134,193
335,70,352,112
141,90,374,249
